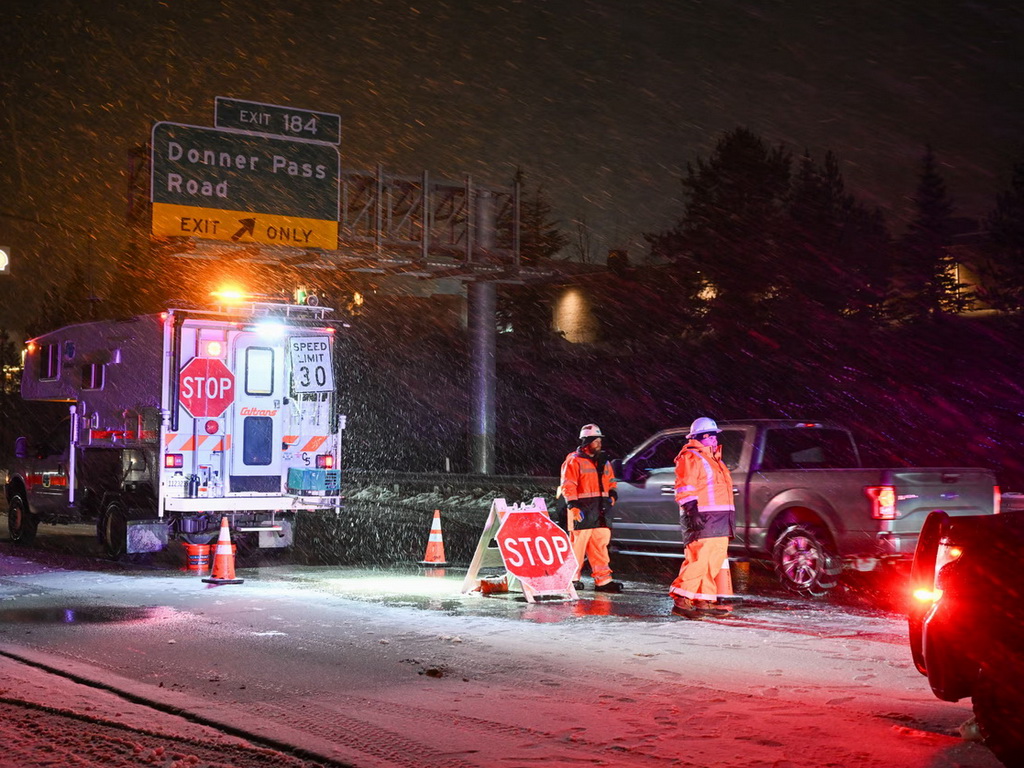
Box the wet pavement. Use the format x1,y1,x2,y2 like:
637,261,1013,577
0,520,914,629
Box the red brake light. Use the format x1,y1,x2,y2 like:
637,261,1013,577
995,485,1001,514
316,454,334,469
165,453,184,469
866,485,897,519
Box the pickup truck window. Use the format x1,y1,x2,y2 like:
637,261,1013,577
630,429,744,475
759,428,858,470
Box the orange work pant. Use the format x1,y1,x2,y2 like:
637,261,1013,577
669,536,729,601
570,527,613,586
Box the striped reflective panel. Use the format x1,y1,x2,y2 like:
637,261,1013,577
164,433,232,452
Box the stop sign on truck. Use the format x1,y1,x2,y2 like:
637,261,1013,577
179,357,235,418
495,508,578,598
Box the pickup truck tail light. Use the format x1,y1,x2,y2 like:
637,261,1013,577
995,485,1001,514
866,485,897,519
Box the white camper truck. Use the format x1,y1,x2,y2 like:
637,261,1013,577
4,297,344,557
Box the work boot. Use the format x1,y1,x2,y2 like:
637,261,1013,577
694,599,732,616
594,580,623,593
572,580,585,591
671,597,703,620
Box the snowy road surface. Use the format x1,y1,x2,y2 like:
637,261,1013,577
0,538,1003,768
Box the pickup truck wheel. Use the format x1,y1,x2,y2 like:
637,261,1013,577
99,501,129,559
973,667,1024,766
772,524,842,597
7,494,39,545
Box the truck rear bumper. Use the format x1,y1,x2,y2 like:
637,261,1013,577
163,495,341,513
876,531,917,558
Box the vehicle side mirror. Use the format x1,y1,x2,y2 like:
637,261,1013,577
14,436,27,459
610,458,622,478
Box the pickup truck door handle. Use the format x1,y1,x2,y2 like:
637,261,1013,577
660,484,674,495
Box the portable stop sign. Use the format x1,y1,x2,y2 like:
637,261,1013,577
179,357,235,418
495,506,578,598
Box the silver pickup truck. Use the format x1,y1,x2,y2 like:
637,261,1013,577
609,419,999,596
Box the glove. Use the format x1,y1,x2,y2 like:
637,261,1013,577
570,507,584,523
680,500,699,546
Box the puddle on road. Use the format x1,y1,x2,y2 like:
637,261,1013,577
0,605,178,625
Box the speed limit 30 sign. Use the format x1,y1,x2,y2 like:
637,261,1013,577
289,336,334,393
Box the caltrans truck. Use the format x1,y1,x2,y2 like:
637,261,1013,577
4,296,344,557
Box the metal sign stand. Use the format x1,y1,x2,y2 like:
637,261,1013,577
461,497,578,602
461,498,514,594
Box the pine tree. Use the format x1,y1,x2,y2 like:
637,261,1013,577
896,145,964,321
983,160,1024,311
786,150,892,326
646,127,791,336
512,172,569,264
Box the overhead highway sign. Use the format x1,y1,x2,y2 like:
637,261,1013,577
150,122,339,249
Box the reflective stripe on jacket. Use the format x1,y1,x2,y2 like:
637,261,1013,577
674,439,735,539
559,450,617,530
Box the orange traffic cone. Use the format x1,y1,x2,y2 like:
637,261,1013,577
715,557,734,600
419,509,447,566
202,517,244,585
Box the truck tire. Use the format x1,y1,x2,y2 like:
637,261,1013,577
973,667,1024,766
7,494,39,545
99,500,129,559
772,523,842,597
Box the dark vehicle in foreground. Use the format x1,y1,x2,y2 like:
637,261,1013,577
909,510,1024,767
610,420,999,596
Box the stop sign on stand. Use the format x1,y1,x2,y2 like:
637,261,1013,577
179,357,236,418
495,505,579,601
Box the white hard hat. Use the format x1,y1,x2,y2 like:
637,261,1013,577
686,417,721,439
579,423,604,440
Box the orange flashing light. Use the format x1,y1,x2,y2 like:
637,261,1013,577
206,340,223,357
211,287,246,304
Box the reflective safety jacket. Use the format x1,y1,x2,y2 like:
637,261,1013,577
558,449,617,530
674,439,735,540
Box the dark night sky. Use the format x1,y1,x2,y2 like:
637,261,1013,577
2,0,1023,329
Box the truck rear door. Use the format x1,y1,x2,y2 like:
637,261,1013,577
229,332,286,493
887,468,997,550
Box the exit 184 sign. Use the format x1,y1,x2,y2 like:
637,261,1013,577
150,122,340,249
215,97,341,145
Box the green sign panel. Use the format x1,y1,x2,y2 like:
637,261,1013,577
150,122,339,221
215,97,341,145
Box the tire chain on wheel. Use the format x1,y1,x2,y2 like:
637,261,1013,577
772,523,841,598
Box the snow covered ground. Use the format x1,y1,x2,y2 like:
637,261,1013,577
0,535,1005,768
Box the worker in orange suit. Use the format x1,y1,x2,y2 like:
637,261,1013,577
558,424,623,593
670,417,735,618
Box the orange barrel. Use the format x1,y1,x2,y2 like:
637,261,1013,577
183,543,211,572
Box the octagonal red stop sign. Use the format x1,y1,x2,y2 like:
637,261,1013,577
179,357,236,418
495,509,578,592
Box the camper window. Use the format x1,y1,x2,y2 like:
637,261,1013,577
245,347,274,396
81,363,105,391
39,343,60,380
